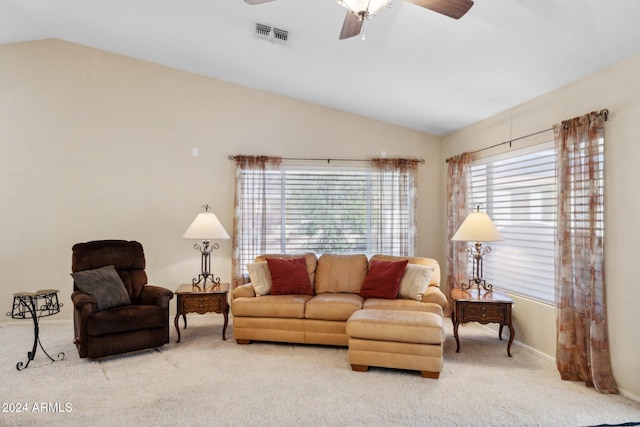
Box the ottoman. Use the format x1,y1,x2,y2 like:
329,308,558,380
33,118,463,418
346,309,445,378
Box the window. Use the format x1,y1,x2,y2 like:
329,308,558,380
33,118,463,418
281,168,371,254
468,142,557,303
235,164,416,278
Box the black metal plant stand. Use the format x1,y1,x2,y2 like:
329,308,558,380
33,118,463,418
6,289,65,371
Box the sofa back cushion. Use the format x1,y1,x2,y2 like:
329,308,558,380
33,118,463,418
314,254,369,294
370,255,440,287
256,253,318,290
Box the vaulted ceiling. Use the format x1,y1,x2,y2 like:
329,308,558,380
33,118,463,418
2,0,640,136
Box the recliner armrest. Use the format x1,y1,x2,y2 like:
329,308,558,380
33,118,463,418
139,285,174,308
71,291,98,316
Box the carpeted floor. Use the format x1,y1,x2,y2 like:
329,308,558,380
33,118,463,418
1,315,639,427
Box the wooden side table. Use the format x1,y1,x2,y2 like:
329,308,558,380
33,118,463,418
174,283,229,343
451,288,515,357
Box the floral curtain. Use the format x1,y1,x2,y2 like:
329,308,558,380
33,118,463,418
232,155,282,289
446,153,472,314
554,112,617,393
371,158,419,256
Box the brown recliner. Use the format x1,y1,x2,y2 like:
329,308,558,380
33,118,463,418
71,240,174,359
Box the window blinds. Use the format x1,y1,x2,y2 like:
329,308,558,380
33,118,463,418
469,142,557,303
236,165,415,277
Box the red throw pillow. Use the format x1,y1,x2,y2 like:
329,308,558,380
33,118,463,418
359,259,409,299
266,257,314,296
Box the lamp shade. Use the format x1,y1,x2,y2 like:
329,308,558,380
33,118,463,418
182,212,230,240
451,211,504,243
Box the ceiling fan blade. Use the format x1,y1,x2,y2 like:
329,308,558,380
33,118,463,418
407,0,474,19
244,0,277,5
339,12,364,40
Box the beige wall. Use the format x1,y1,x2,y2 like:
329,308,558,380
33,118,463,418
0,39,442,317
442,54,640,400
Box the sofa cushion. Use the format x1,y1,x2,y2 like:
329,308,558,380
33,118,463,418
346,309,444,345
247,261,272,296
305,294,364,321
314,254,368,294
71,265,131,311
359,259,408,299
397,264,434,301
363,298,444,317
231,294,313,319
267,257,314,296
257,253,318,291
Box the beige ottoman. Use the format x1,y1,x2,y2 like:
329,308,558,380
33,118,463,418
346,309,445,378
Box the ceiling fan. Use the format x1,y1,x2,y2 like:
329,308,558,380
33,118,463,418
244,0,474,40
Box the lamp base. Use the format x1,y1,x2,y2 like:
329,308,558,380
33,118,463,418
191,274,221,291
191,240,221,291
461,242,494,293
461,278,493,293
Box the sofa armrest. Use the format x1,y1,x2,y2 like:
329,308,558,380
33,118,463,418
139,285,174,309
71,291,97,317
421,286,448,310
233,283,256,299
421,302,444,317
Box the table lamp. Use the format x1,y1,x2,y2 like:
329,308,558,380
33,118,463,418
183,205,230,290
451,206,504,292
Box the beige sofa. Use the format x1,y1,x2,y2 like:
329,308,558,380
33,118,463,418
231,253,448,376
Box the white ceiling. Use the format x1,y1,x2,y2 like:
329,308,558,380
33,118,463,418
2,0,640,136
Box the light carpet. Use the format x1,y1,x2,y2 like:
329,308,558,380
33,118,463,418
1,315,639,427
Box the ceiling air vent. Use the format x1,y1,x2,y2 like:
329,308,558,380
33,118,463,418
254,23,288,45
255,23,271,38
273,28,288,43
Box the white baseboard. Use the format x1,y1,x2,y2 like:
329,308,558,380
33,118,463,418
474,323,640,402
472,322,555,362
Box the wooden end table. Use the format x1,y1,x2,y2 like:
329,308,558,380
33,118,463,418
174,283,229,343
451,288,515,357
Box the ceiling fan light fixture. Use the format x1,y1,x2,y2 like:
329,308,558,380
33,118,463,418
337,0,392,20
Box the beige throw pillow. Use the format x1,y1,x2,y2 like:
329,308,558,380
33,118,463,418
397,264,435,301
247,261,272,296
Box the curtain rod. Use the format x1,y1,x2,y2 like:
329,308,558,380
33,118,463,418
445,109,609,163
228,155,425,164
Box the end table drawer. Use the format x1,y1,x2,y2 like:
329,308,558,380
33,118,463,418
462,303,506,322
183,296,223,313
